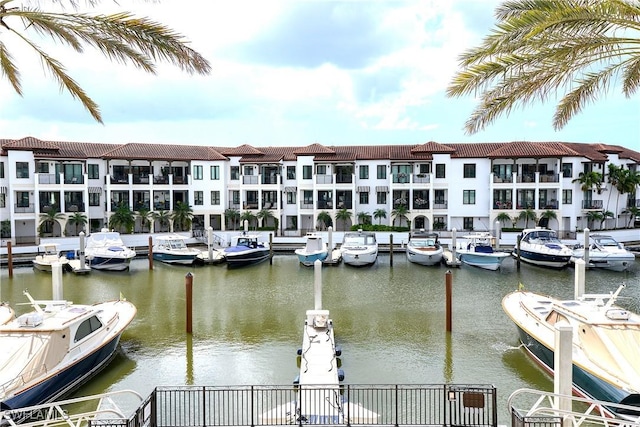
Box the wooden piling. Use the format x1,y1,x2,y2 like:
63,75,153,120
7,241,13,278
445,270,452,333
148,236,154,270
269,233,273,265
389,234,393,267
516,235,521,270
185,272,193,334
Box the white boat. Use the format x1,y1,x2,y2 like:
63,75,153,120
0,303,14,325
502,284,640,421
513,227,573,268
454,233,510,271
223,232,271,268
406,231,443,266
341,231,378,267
0,291,136,411
571,234,635,272
152,234,202,265
32,243,71,273
84,229,136,271
295,233,329,266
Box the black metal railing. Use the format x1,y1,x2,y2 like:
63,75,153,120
92,384,497,427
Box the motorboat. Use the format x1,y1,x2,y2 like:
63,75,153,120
0,291,136,411
513,227,573,268
454,233,510,271
295,233,329,266
152,234,203,265
0,303,14,325
571,234,635,272
32,243,71,273
84,229,136,271
502,284,640,421
223,232,271,268
340,231,378,267
405,231,443,266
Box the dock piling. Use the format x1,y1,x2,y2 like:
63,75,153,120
7,241,13,278
314,259,322,310
52,262,63,300
185,272,193,334
148,236,154,270
389,234,393,267
445,270,452,333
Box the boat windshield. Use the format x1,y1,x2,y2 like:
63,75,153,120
593,237,620,247
169,240,187,249
527,230,560,242
237,238,258,247
411,239,436,248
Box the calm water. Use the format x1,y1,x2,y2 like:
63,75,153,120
1,254,639,423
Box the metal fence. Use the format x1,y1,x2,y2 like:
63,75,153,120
91,384,497,427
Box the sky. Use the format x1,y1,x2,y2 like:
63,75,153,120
0,0,638,150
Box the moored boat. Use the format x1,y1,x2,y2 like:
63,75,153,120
571,234,635,272
513,227,573,268
295,233,329,266
0,291,136,411
502,284,640,420
454,233,510,271
152,234,203,265
341,231,378,267
85,229,136,271
406,231,443,266
32,243,71,273
223,232,271,268
0,303,14,325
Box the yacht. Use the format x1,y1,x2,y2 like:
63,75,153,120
85,229,137,271
223,232,271,268
571,234,635,272
340,231,378,267
454,233,510,271
513,227,573,268
405,231,443,266
152,234,203,265
295,233,329,266
32,243,71,273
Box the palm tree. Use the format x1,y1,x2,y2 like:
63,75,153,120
224,208,240,231
356,211,371,225
0,220,10,238
600,210,615,230
373,208,387,225
605,164,623,217
573,171,605,207
316,211,332,231
153,210,171,232
171,202,193,232
335,208,352,231
0,1,211,123
622,206,640,228
539,210,557,230
136,207,153,233
447,0,640,134
67,211,88,236
109,204,136,234
257,208,275,229
39,207,65,236
615,169,640,227
391,205,409,228
240,211,257,230
517,209,537,229
495,212,512,228
586,210,604,230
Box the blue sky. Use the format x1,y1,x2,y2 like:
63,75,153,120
0,0,638,150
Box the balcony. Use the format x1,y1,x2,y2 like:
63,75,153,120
65,202,86,212
111,175,129,184
493,175,513,183
413,199,429,209
133,175,150,184
15,203,35,213
243,176,258,185
494,201,513,210
317,201,333,209
38,174,59,184
541,200,559,209
300,202,313,209
336,174,352,184
40,204,60,212
64,176,84,184
582,199,603,210
243,202,258,210
433,201,448,209
154,201,170,210
413,174,430,184
392,173,410,184
153,175,169,184
316,175,333,184
261,175,279,185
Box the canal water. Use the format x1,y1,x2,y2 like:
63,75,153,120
1,254,639,423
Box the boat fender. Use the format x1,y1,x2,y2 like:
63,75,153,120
293,375,300,385
297,348,303,355
338,369,345,381
335,346,342,357
606,309,630,321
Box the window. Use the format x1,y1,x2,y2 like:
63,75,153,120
359,192,369,204
17,191,29,208
316,165,327,175
210,166,220,180
419,164,430,174
193,165,203,180
303,190,313,205
359,165,369,179
463,190,476,204
287,192,296,204
88,164,99,179
377,191,387,205
492,164,512,179
37,163,49,173
16,162,29,178
377,165,386,179
230,166,239,180
232,191,240,205
562,189,572,204
244,166,254,175
463,217,474,230
211,191,220,205
74,316,103,343
286,166,296,180
89,193,100,207
194,191,203,205
562,163,573,178
0,194,5,208
303,165,312,179
0,162,4,178
463,164,476,178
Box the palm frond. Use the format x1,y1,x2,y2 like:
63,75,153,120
0,40,21,94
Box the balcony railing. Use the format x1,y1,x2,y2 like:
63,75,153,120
540,200,559,209
413,174,430,184
110,175,129,184
64,176,84,184
494,201,513,210
582,199,603,210
300,202,314,209
243,176,259,185
493,175,513,183
38,173,59,184
14,203,35,213
336,174,353,184
65,202,85,212
413,200,429,209
261,176,279,185
392,174,410,184
153,175,169,184
316,175,333,184
433,201,448,209
133,175,150,184
154,201,170,210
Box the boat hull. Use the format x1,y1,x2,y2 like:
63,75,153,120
513,249,571,268
153,252,199,265
0,332,123,411
88,257,133,271
342,248,378,266
295,250,329,266
406,248,443,266
225,248,271,268
571,252,634,272
458,252,508,271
